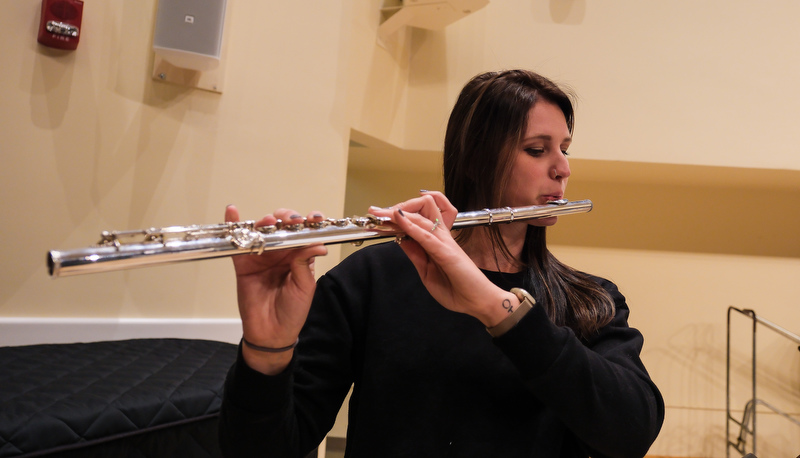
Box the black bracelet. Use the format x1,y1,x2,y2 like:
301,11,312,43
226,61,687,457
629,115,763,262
242,337,299,353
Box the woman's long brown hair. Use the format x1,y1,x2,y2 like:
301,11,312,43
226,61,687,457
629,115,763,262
443,70,615,339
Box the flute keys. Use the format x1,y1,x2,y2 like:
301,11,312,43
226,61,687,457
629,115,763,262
283,223,306,231
255,225,278,234
352,215,391,228
230,227,265,252
305,220,326,230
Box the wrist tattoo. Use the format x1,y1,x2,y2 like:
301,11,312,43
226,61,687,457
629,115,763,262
502,298,514,314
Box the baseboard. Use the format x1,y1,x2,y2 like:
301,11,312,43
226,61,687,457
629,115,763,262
0,317,243,346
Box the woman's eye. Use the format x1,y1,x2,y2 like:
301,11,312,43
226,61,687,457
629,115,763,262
562,150,570,156
524,148,545,157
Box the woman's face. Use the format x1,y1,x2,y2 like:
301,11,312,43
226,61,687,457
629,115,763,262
502,99,572,227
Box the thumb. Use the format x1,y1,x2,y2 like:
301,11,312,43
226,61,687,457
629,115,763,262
289,244,328,287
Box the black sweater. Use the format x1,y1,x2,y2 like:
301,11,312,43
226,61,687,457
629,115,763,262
219,242,664,458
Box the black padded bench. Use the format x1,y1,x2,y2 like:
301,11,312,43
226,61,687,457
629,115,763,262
0,338,237,457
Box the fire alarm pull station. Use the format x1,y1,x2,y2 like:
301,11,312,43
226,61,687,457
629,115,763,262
38,0,84,50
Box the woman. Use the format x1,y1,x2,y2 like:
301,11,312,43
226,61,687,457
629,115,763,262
219,70,664,457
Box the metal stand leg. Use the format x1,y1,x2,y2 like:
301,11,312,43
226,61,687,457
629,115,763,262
726,306,800,458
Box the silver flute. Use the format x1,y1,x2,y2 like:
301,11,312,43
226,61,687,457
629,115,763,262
47,199,592,278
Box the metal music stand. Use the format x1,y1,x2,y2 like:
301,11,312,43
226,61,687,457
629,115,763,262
726,306,800,458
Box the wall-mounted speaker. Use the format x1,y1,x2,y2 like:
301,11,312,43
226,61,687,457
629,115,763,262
152,0,227,71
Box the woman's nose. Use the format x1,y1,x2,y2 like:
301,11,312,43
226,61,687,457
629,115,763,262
551,154,571,180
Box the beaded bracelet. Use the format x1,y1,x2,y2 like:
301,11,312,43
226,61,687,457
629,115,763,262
242,337,299,353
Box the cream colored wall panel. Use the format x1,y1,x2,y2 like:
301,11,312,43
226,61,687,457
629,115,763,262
346,2,413,148
353,2,800,171
555,165,800,259
1,1,351,318
422,1,800,171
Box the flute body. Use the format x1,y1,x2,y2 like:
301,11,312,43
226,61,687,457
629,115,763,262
47,199,592,278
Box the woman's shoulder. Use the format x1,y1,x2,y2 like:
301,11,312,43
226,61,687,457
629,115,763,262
581,272,628,310
584,273,620,295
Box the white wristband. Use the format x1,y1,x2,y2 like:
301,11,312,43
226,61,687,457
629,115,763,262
486,287,535,338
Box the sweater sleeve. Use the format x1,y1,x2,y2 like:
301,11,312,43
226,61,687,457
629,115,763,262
493,278,664,458
218,274,357,458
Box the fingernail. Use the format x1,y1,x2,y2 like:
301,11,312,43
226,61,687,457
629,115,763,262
312,213,323,219
398,209,405,217
290,214,302,219
420,189,429,193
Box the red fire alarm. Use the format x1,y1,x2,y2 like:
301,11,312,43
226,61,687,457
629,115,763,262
37,0,84,50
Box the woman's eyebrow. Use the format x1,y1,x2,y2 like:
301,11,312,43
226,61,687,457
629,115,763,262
522,134,572,143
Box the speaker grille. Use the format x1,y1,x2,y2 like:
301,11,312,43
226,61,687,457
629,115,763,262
153,0,226,64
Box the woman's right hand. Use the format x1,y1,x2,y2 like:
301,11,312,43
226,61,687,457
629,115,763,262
225,205,328,375
368,192,519,329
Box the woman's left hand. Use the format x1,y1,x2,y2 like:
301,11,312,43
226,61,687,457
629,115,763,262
369,191,518,328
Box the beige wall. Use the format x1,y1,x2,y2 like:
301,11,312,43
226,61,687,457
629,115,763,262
1,1,798,457
396,1,800,171
1,1,353,317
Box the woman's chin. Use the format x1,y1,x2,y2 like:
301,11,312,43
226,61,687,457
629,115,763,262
531,216,558,227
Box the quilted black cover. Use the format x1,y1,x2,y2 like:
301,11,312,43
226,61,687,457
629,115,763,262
0,338,238,457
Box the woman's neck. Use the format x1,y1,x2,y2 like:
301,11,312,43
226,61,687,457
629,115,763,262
459,225,528,273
